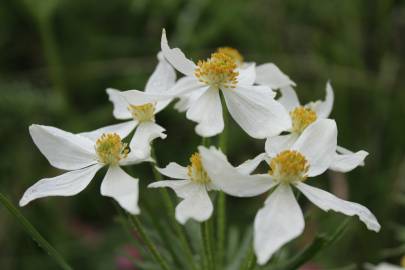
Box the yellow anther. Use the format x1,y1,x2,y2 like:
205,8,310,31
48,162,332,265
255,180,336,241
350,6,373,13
216,47,244,66
195,52,239,89
187,153,211,184
95,133,128,165
269,150,309,183
290,106,317,133
128,103,155,122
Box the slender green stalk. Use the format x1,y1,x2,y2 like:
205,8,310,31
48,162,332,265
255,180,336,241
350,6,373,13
201,220,215,270
272,218,350,270
128,215,171,270
150,147,197,270
241,246,256,270
0,193,73,270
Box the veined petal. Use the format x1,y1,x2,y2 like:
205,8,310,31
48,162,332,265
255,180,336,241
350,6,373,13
330,150,368,172
254,184,305,265
223,85,291,139
29,124,97,170
160,29,196,76
145,54,176,94
255,63,296,89
129,122,166,161
291,119,337,177
148,180,213,224
19,164,102,207
296,182,380,232
199,146,275,197
101,166,140,215
236,153,267,175
265,133,299,157
278,86,300,111
79,121,137,142
169,76,206,97
186,87,224,137
106,88,132,120
156,162,189,180
310,81,334,119
174,87,206,112
237,63,256,86
120,89,173,106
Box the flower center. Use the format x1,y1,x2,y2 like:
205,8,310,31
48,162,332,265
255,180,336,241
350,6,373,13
268,150,309,183
128,103,155,122
290,106,317,133
95,133,128,165
216,47,244,66
187,153,211,184
195,52,239,89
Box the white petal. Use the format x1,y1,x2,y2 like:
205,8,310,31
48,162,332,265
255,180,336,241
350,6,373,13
278,86,300,111
223,85,291,139
265,133,299,157
236,153,267,175
156,162,189,179
330,150,368,172
296,182,380,232
255,63,296,89
19,164,102,206
145,56,176,94
120,89,173,106
174,87,206,112
310,81,334,118
106,88,132,119
101,166,140,215
364,263,404,270
169,76,205,97
29,124,97,170
237,63,256,86
186,87,224,137
254,184,304,265
160,29,196,76
129,122,166,160
79,121,137,142
148,180,213,224
291,119,337,177
199,146,275,197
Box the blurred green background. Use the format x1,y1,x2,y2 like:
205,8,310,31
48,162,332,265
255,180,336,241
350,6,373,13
1,0,405,269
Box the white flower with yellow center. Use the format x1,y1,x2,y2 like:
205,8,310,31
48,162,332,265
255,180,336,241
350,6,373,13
19,123,151,214
147,29,291,139
106,52,176,159
265,82,369,173
198,119,380,265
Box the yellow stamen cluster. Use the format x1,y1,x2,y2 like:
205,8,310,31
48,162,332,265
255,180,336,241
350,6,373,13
195,52,239,89
95,133,128,165
290,106,317,133
128,103,155,122
216,47,244,66
187,153,211,184
269,150,309,183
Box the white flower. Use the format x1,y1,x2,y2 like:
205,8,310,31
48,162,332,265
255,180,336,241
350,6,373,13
19,123,150,214
198,119,380,265
265,81,368,172
365,263,405,270
157,29,291,139
147,150,262,224
255,62,296,90
106,52,176,159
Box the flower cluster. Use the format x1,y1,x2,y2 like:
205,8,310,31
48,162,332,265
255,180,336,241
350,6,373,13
20,29,380,266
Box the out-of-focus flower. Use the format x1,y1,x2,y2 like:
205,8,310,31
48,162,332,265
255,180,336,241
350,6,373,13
19,123,151,214
265,82,368,172
106,53,175,159
153,29,291,139
199,119,380,265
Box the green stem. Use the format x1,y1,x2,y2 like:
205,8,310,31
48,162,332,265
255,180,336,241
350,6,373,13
150,147,197,270
201,221,215,270
241,246,256,270
128,215,171,270
0,193,73,270
273,217,350,270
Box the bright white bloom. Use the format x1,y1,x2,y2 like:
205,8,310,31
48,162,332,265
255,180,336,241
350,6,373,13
255,62,296,90
19,123,151,214
106,53,176,159
199,119,380,265
157,29,291,139
265,82,368,172
147,150,263,224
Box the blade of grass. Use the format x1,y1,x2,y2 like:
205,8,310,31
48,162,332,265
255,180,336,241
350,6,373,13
0,193,73,270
